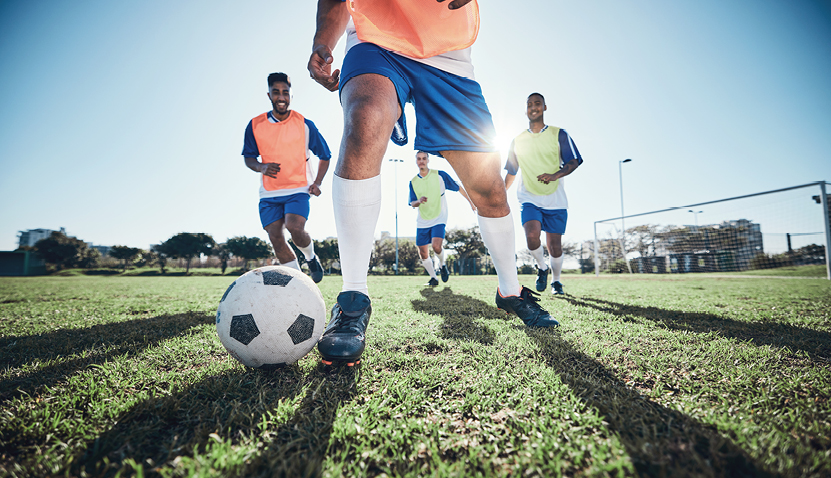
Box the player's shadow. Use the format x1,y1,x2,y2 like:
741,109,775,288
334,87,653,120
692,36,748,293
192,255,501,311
564,296,831,360
69,364,358,477
0,312,212,402
522,327,773,476
411,288,500,345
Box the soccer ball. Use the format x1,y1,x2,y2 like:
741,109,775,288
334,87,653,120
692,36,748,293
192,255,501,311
216,266,325,368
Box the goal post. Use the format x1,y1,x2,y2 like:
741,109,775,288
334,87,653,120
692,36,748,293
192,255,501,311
591,181,831,279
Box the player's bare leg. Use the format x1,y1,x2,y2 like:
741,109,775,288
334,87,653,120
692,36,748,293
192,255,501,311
418,244,438,285
524,220,549,291
443,151,557,327
319,73,401,365
433,237,450,282
264,219,299,270
284,213,323,283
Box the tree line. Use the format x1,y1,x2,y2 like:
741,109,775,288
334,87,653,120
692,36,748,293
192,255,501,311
24,227,559,276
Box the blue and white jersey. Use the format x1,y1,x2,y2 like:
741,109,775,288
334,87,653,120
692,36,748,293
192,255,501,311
408,169,460,228
242,111,332,198
504,126,582,210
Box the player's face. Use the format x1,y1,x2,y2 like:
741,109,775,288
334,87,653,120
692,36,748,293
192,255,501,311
526,95,546,121
268,82,291,115
416,153,429,169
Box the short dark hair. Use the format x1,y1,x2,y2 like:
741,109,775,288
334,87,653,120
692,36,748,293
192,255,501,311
416,150,429,157
527,92,545,104
267,72,291,89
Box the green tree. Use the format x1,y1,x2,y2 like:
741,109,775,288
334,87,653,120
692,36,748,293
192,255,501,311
444,227,487,262
109,245,143,271
33,231,89,270
79,248,101,269
158,233,216,273
225,236,272,270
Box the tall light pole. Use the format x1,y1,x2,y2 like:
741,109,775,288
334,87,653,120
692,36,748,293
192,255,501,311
389,158,404,274
619,158,633,274
688,209,703,227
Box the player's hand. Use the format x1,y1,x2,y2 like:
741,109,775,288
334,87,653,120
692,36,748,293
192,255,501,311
308,44,340,92
419,196,428,204
537,173,559,184
261,163,280,178
470,202,477,212
309,183,322,196
437,0,473,10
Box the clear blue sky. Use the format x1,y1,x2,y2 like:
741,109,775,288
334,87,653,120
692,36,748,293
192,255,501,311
1,0,829,253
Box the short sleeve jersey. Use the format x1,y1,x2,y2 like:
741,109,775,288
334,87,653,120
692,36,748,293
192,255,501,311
242,111,331,199
504,126,582,210
408,169,460,228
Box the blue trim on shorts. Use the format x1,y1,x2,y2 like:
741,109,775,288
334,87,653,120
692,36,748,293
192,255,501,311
520,203,567,234
259,193,310,228
416,224,447,246
339,42,496,156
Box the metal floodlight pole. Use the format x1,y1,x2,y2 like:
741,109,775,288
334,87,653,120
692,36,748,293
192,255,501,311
619,159,633,274
820,182,831,280
594,221,600,277
389,158,404,274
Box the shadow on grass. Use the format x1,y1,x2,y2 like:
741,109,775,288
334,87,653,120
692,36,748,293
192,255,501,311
0,312,212,402
564,296,831,360
411,288,501,345
523,326,774,476
69,364,358,477
410,289,771,475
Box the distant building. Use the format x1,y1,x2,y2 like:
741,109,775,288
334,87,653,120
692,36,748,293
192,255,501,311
0,250,46,276
17,227,66,249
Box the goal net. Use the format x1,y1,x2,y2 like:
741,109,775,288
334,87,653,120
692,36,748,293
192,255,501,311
590,182,830,277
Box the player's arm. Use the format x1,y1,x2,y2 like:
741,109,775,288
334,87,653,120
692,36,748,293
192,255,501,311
309,160,330,196
307,120,332,196
242,121,279,178
538,130,583,184
309,0,350,92
408,183,424,207
503,139,518,189
245,157,279,178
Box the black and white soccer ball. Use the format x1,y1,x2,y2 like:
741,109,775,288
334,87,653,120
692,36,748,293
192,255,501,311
216,266,325,368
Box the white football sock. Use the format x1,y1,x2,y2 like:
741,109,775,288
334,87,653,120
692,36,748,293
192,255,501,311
550,254,564,282
437,248,446,267
529,245,548,270
478,213,521,296
282,259,301,271
333,175,382,295
422,258,437,279
296,240,315,261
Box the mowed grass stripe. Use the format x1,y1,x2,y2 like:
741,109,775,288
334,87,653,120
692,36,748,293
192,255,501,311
0,274,829,477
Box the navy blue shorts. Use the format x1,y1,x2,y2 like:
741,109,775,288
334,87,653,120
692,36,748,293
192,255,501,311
259,193,310,228
416,224,446,246
339,42,496,156
520,203,567,234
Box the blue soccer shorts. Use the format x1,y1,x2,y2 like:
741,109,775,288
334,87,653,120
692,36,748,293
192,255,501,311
520,203,568,234
416,224,447,246
259,193,310,228
339,42,496,156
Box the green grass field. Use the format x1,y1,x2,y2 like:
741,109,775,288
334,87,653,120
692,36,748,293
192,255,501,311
1,273,829,477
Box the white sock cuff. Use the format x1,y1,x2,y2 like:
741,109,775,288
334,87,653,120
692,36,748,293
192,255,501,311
333,175,382,206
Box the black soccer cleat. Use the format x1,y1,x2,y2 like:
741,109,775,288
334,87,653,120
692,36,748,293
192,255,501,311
318,291,371,365
495,286,559,327
440,265,450,283
426,277,439,286
307,256,324,283
535,266,549,292
551,281,564,296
